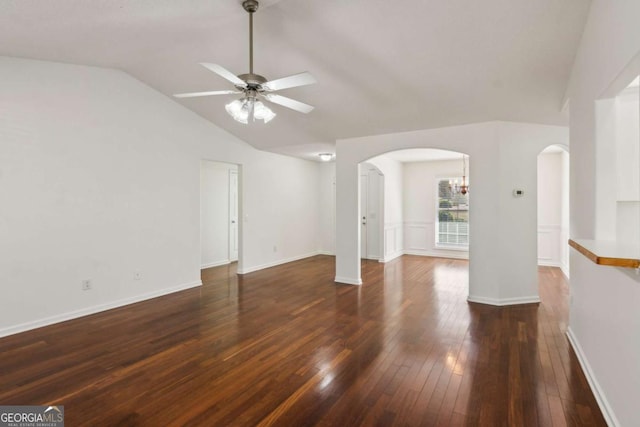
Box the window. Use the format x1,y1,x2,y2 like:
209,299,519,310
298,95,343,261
436,178,469,248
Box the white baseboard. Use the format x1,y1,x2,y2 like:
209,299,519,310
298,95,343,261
334,276,362,285
467,295,541,306
404,250,469,260
317,250,335,256
201,259,231,269
380,251,403,263
237,252,320,274
538,260,562,267
566,328,618,427
538,260,570,279
0,280,202,338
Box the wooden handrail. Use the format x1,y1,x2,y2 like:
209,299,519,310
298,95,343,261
569,239,640,269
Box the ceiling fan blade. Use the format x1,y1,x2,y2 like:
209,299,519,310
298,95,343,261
263,72,317,92
264,94,314,114
199,63,247,87
174,90,241,98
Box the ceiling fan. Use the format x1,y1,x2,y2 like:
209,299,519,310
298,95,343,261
174,0,316,124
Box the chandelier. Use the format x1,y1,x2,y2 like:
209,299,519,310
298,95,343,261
449,155,469,195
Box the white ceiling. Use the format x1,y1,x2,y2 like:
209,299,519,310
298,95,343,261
0,0,590,161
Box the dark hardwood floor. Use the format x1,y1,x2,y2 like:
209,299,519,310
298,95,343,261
0,255,605,426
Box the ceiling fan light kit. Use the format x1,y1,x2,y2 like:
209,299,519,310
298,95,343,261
173,0,316,124
225,95,276,124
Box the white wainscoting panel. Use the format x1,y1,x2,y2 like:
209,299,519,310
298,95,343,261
404,221,430,251
538,230,553,260
403,221,469,260
538,224,562,267
382,222,404,262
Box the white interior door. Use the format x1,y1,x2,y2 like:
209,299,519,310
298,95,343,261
229,169,239,262
366,172,382,260
360,173,368,259
360,167,383,260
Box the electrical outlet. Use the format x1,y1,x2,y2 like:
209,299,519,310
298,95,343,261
81,279,92,291
134,271,142,281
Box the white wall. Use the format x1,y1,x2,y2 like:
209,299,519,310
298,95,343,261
200,161,237,268
403,159,470,260
318,162,336,255
615,87,639,203
560,150,570,276
594,97,619,241
565,1,640,425
594,87,640,244
238,158,320,273
367,155,403,261
615,86,640,245
0,56,321,336
335,121,568,304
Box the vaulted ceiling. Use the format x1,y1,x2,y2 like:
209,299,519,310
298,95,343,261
0,0,591,160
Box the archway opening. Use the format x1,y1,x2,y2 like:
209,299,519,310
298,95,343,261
358,148,471,294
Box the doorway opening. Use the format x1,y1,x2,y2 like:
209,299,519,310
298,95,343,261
360,163,384,260
359,149,471,269
537,145,570,277
200,160,240,270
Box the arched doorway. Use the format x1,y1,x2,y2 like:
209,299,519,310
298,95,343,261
537,144,570,277
358,148,471,275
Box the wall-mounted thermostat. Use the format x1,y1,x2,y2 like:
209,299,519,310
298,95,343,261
513,189,524,197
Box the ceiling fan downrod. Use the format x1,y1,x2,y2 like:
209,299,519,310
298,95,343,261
243,0,259,75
